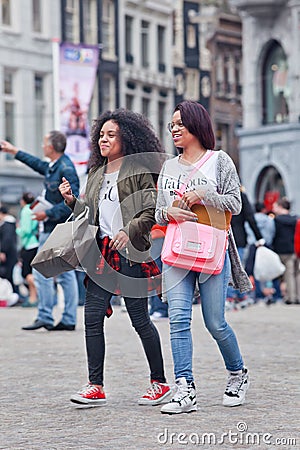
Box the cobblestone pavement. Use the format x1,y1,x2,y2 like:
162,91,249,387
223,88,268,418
1,301,299,450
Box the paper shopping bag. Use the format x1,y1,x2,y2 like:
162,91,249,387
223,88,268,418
31,211,98,278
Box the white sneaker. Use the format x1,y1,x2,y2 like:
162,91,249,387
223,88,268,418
223,368,249,407
150,311,168,321
161,377,197,414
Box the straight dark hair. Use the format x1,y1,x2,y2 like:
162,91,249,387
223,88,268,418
174,100,215,151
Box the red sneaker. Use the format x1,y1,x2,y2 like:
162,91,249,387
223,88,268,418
138,381,173,406
70,383,107,406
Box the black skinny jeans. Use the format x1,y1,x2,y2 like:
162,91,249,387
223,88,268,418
84,256,166,386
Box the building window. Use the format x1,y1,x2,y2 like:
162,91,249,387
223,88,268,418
235,55,242,97
4,70,13,95
187,24,196,49
226,55,235,97
126,94,134,110
32,0,42,33
1,0,11,26
83,0,98,44
141,20,149,68
185,69,199,100
142,97,150,118
215,123,229,152
158,25,166,72
102,75,116,111
125,15,134,63
4,102,14,143
34,74,45,155
216,54,224,96
102,0,115,57
65,0,80,43
224,54,235,98
158,101,166,143
255,166,286,208
35,74,43,100
3,69,15,157
262,41,289,125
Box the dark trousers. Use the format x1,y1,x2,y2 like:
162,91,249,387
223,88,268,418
84,256,166,386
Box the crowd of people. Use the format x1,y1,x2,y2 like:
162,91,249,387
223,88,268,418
0,101,299,415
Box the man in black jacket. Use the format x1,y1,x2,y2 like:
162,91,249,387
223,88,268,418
0,206,17,291
273,198,299,304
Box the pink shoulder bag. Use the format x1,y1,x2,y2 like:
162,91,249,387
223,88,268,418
161,152,229,274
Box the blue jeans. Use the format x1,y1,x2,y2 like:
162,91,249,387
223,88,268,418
164,253,244,382
33,232,78,326
76,269,86,306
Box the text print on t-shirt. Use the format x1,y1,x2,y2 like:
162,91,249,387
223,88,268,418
163,172,208,199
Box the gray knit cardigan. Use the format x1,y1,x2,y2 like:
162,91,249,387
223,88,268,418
155,150,252,293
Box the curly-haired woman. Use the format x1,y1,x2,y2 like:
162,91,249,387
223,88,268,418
59,109,171,407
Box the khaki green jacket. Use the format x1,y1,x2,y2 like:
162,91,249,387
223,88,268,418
70,158,157,263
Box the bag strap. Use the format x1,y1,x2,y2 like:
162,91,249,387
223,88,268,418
66,206,89,222
177,151,214,196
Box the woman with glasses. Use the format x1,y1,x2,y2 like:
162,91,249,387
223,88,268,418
156,100,252,414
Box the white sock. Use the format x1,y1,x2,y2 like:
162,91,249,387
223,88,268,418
229,369,243,376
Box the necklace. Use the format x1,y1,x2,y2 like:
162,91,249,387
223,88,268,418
179,150,207,165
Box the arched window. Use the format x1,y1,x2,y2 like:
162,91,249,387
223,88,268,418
255,166,286,211
262,41,289,125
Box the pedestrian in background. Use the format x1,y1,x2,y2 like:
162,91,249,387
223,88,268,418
226,188,264,308
0,205,18,293
156,100,252,415
59,109,172,407
16,192,39,307
245,202,279,303
0,131,79,330
272,198,300,305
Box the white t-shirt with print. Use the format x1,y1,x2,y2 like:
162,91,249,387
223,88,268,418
98,171,123,238
160,150,218,207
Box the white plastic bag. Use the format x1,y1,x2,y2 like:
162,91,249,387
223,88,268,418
0,278,19,306
254,246,285,282
13,263,24,286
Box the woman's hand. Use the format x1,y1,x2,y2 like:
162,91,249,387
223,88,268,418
110,230,129,250
180,190,205,208
166,206,197,223
59,177,74,204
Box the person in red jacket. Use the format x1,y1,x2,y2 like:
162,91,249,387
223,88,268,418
294,219,300,259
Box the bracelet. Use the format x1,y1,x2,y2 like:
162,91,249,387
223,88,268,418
162,207,170,222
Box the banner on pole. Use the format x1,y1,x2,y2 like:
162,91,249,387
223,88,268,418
59,43,99,177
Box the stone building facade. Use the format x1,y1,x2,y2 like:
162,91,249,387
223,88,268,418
0,0,60,203
229,0,300,213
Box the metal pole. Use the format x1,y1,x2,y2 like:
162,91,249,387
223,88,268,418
52,38,60,130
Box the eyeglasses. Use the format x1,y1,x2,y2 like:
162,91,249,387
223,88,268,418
167,121,185,133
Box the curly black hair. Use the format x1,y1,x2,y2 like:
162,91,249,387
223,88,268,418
89,109,165,181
